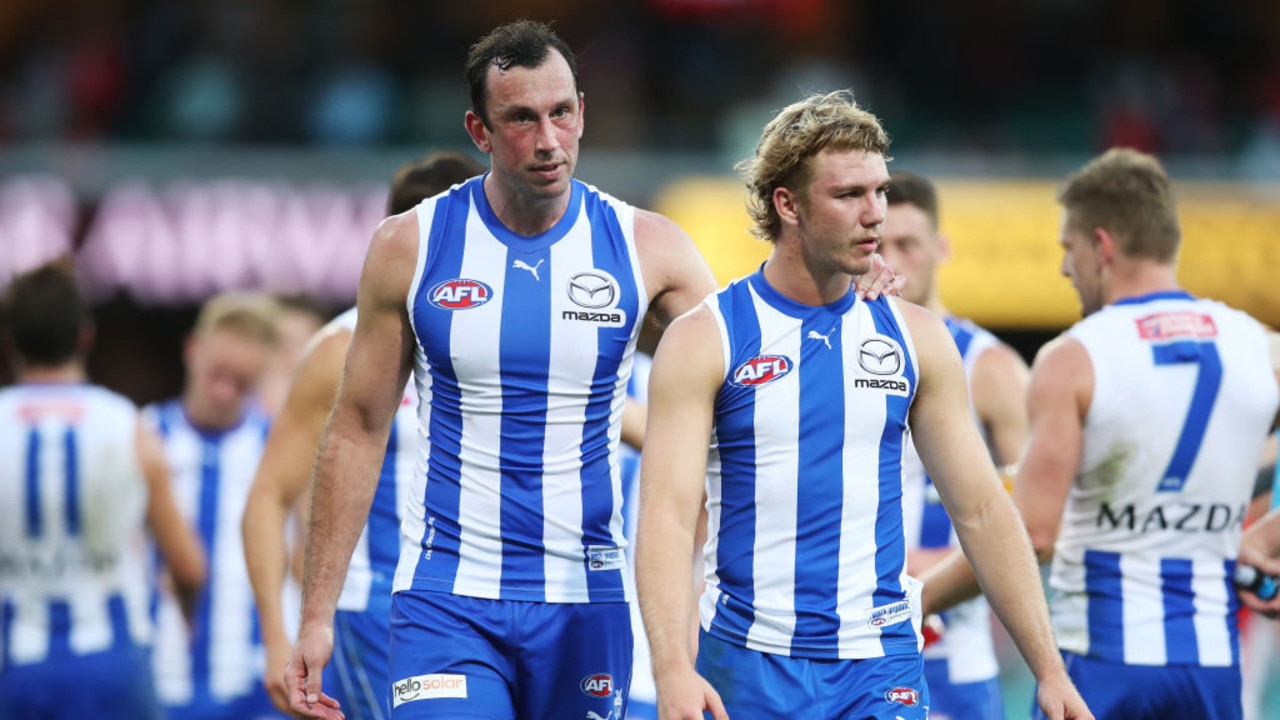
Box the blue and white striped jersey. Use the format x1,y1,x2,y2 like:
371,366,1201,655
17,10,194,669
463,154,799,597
143,400,271,704
900,316,1000,684
327,308,419,616
392,176,648,604
700,270,923,659
0,383,152,669
1052,291,1280,667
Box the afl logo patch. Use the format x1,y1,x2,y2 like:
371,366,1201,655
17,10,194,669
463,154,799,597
857,337,903,376
428,279,493,310
580,673,613,697
731,354,794,387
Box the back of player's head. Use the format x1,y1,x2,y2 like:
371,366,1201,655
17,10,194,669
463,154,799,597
465,20,578,127
192,291,281,349
1057,147,1181,262
387,151,486,215
2,258,89,367
887,171,939,229
739,90,891,242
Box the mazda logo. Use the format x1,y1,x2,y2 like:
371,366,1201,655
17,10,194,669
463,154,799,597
858,338,902,376
567,272,617,309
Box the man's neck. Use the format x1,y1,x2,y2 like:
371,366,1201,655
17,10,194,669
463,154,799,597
1104,260,1181,306
482,174,570,237
18,362,84,384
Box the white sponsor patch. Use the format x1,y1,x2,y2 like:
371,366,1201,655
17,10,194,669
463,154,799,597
586,545,626,572
391,673,468,707
864,599,912,629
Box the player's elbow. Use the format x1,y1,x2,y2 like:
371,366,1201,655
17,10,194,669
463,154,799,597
1025,526,1057,565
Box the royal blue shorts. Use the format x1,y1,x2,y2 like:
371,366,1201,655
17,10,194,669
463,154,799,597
388,589,633,719
163,683,289,720
922,658,1003,720
328,607,392,720
0,646,163,720
695,629,930,720
1031,651,1241,720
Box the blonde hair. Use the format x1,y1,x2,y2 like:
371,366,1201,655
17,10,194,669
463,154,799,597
193,291,281,348
1056,148,1181,262
738,90,891,242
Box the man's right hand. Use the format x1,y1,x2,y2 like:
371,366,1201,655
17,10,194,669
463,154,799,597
655,667,729,720
286,624,344,720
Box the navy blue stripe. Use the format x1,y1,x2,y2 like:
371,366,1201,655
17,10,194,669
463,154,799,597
108,593,132,651
917,478,953,548
1225,559,1242,665
707,282,760,641
790,313,845,658
581,191,637,601
25,428,41,538
64,428,81,536
1160,557,1199,664
48,599,72,659
412,183,471,591
868,298,916,653
1,597,13,667
1084,549,1125,659
192,439,221,692
368,418,401,606
497,241,552,598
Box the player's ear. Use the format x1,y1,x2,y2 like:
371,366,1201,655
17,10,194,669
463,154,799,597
773,186,801,227
464,109,492,154
1093,227,1117,265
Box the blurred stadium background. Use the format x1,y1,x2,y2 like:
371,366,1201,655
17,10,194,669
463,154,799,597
2,1,1279,715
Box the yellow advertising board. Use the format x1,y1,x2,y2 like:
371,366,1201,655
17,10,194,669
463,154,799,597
655,177,1280,330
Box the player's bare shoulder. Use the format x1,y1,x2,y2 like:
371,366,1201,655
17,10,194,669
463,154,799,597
633,208,717,323
360,208,421,303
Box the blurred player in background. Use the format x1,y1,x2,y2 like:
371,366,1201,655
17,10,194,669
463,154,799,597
637,90,1088,720
925,148,1280,719
258,295,330,419
0,260,206,719
145,291,290,720
243,150,484,720
880,170,1030,719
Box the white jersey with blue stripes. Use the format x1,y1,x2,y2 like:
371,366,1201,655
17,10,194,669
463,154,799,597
328,308,419,615
700,271,923,659
899,316,1000,683
0,383,151,669
143,400,271,703
1052,291,1280,667
392,176,648,604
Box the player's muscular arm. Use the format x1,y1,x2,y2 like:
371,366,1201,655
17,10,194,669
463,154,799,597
289,213,418,719
971,342,1031,469
242,328,349,713
139,419,206,624
905,302,1086,718
634,209,719,327
636,305,727,720
1013,337,1093,561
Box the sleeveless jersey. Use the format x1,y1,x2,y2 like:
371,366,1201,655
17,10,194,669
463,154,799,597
899,316,1000,684
0,383,152,668
328,308,419,615
700,270,923,659
1051,291,1280,667
392,176,648,604
143,400,272,704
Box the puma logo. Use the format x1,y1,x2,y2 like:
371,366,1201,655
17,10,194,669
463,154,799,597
807,329,833,349
513,258,544,281
586,712,611,720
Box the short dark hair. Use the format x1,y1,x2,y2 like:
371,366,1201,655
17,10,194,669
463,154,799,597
887,171,939,228
2,259,89,366
464,20,578,127
387,151,486,215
